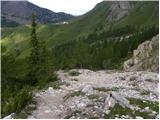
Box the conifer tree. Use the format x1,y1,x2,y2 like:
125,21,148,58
28,14,55,86
28,14,41,85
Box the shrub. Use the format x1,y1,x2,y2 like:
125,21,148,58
37,73,58,89
88,94,99,100
14,87,32,113
68,71,80,76
51,81,63,89
2,100,15,117
2,87,33,118
140,90,150,96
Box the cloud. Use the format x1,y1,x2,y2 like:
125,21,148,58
28,0,102,15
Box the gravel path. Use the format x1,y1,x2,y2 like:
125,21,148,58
28,69,159,119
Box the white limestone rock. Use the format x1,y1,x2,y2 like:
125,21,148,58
82,85,94,96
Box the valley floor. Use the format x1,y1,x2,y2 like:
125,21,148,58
28,69,159,119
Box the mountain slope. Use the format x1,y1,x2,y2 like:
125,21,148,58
114,1,159,27
1,1,159,59
1,1,74,27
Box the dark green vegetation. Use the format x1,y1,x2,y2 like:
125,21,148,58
88,94,99,100
128,98,159,113
1,1,159,118
52,25,158,70
63,91,84,101
140,90,151,96
94,87,123,92
14,99,37,119
27,15,55,86
64,110,82,119
1,15,57,118
45,81,63,89
68,71,81,76
104,103,134,119
1,86,32,117
105,98,159,119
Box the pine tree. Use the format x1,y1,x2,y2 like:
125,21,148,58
40,40,48,69
28,14,41,85
38,40,49,80
27,14,56,86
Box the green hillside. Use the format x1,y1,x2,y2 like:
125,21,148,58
2,1,158,59
114,1,159,27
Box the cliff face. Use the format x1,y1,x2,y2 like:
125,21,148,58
105,1,134,22
123,34,159,72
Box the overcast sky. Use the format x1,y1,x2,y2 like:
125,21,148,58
28,0,102,16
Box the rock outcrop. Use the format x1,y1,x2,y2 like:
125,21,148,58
82,85,94,96
124,34,159,72
105,1,134,22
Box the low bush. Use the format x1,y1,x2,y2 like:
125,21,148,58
14,87,32,113
68,71,80,76
63,91,84,101
2,87,33,118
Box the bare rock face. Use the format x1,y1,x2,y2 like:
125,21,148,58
105,1,134,22
124,34,159,72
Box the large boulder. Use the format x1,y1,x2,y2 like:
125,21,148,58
112,92,131,109
103,93,116,114
103,92,135,114
47,87,54,94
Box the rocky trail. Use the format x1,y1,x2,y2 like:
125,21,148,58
25,69,159,119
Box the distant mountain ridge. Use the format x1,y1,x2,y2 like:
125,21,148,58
1,1,74,27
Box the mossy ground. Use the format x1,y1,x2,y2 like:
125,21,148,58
63,91,85,101
68,71,81,76
104,97,159,119
128,98,159,112
93,87,122,92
